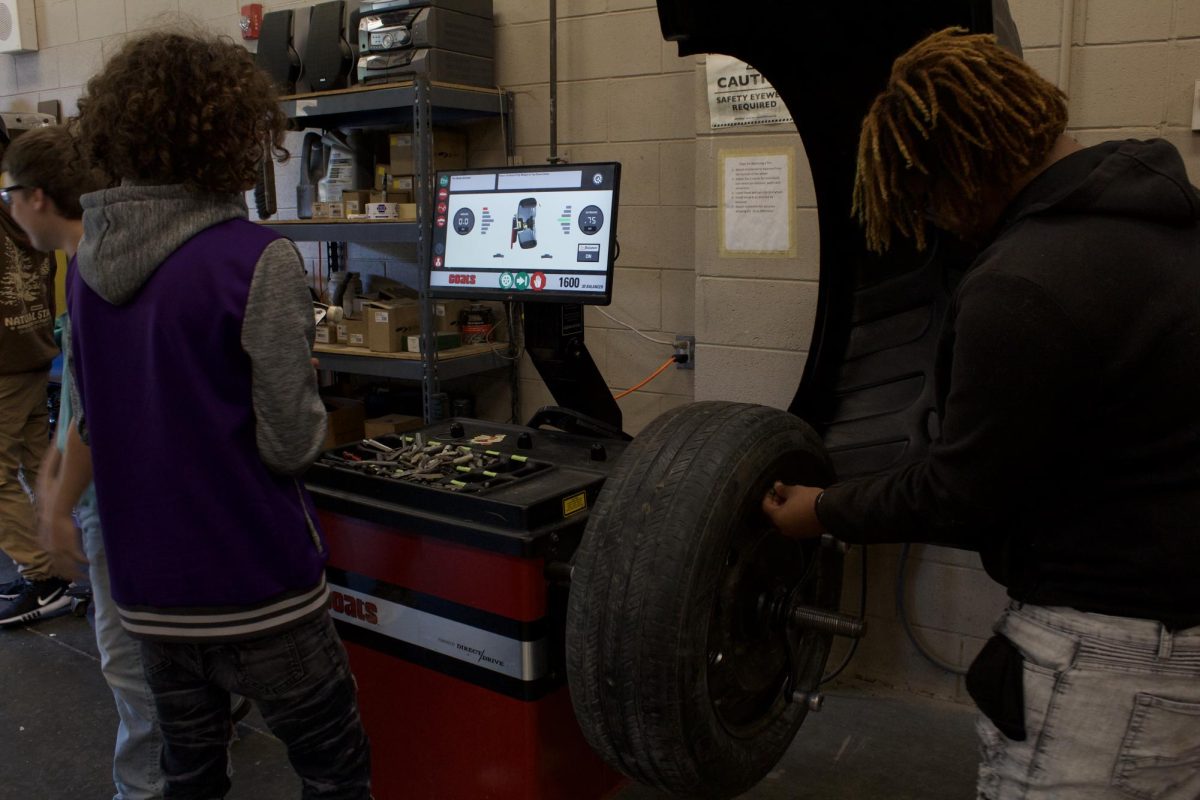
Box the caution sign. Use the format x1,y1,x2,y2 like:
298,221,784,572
706,55,793,129
562,492,587,518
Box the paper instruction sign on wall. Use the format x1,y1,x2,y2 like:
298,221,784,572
719,149,795,258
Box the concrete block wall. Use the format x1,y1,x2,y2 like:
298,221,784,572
1017,0,1200,173
0,0,1195,702
485,0,697,433
9,0,248,115
692,125,818,411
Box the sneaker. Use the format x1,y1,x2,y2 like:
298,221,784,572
0,577,30,600
0,578,71,627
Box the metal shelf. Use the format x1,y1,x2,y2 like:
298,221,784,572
280,81,507,130
313,344,507,381
276,77,516,422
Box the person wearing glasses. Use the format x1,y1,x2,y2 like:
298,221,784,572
0,120,69,628
0,123,173,800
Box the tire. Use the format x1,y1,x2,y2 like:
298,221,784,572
566,401,842,798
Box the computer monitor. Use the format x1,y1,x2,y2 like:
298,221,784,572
429,162,621,305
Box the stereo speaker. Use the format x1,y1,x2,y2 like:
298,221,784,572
303,1,353,92
255,9,301,95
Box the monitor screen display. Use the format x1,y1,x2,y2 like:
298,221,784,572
429,162,620,304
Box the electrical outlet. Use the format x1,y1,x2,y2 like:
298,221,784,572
674,334,695,370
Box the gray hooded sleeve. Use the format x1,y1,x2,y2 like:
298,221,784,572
240,239,327,474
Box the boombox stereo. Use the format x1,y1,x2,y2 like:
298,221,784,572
354,0,493,23
356,47,494,87
358,6,493,58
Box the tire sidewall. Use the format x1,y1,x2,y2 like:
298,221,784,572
567,402,840,798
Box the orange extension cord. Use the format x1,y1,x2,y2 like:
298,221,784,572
613,355,677,400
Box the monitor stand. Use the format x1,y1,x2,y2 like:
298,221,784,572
523,303,623,433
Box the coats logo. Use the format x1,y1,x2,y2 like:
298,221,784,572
330,590,379,625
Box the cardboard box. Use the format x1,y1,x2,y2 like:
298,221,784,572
313,201,345,220
365,202,402,220
314,323,334,344
432,299,469,333
388,129,467,175
367,189,410,204
337,318,368,348
341,190,373,216
345,316,367,345
372,170,415,200
322,396,365,449
405,331,462,354
363,201,417,221
388,175,414,201
364,413,425,438
367,299,421,353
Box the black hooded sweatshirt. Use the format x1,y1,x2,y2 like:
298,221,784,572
817,139,1200,630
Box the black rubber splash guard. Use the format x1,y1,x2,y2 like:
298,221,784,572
658,0,998,480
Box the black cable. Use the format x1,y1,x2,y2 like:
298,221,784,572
507,301,521,424
820,544,867,685
896,542,968,675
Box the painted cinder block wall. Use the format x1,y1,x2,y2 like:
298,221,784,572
0,0,1195,701
486,0,697,431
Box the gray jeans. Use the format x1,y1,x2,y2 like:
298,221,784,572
977,602,1200,800
141,611,371,799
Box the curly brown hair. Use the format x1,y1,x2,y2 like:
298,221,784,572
74,31,288,194
853,28,1068,252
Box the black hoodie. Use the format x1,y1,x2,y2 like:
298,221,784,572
818,139,1200,629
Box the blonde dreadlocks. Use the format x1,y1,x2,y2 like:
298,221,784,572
853,27,1068,253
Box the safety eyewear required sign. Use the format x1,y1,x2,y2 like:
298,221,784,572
706,55,793,129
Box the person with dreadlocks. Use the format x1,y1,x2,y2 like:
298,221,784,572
764,27,1200,800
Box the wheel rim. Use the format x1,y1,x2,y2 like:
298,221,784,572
705,454,829,737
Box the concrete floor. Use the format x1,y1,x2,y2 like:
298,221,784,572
0,558,981,799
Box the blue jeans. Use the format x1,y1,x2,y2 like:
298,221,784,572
140,611,371,800
79,495,164,800
976,602,1200,800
